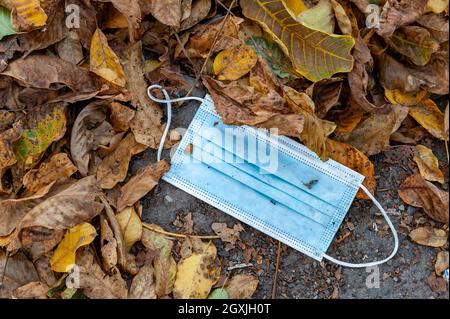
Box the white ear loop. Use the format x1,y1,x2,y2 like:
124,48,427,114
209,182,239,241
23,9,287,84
148,85,399,268
322,184,399,268
147,85,205,162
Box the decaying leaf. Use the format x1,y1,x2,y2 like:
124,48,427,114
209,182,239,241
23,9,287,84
0,251,39,298
409,227,448,247
100,216,118,272
116,207,142,251
50,223,97,273
225,274,259,299
213,45,258,81
173,241,217,299
0,0,47,31
413,145,444,184
241,0,355,82
128,265,157,299
211,223,244,245
149,0,182,27
409,99,448,141
399,174,449,224
117,160,170,211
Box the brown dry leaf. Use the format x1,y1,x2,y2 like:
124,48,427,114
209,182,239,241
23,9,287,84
413,145,444,184
96,133,147,189
0,251,39,298
108,0,142,41
427,272,448,293
331,0,352,35
326,139,376,200
211,223,244,245
435,251,449,274
70,101,115,176
336,105,409,156
116,206,142,251
377,0,428,37
225,274,259,299
100,216,118,272
409,99,448,141
149,0,182,27
23,153,77,194
90,28,126,87
0,0,47,31
34,255,56,287
398,174,449,224
110,102,135,132
410,227,447,247
141,226,177,297
76,248,128,299
12,281,49,299
117,160,170,211
0,123,21,194
180,0,211,30
306,78,343,119
128,264,157,299
18,176,104,232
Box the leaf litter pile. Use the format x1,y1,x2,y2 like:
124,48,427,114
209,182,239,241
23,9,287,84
0,0,449,299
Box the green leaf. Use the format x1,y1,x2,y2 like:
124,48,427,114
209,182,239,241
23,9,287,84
14,105,67,170
0,6,16,40
245,36,298,79
208,288,229,299
297,0,335,34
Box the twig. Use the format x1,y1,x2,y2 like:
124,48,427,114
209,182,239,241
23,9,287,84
271,241,282,299
99,194,126,269
185,0,237,98
143,223,221,240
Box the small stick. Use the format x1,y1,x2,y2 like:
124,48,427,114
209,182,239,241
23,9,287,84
143,223,221,240
271,241,282,299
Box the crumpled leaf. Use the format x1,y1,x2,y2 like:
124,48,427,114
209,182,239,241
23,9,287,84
398,174,449,224
241,0,355,82
116,207,142,251
149,0,182,27
331,0,352,35
173,241,217,299
336,105,409,156
117,160,170,211
50,223,97,273
13,104,67,170
225,274,259,299
377,0,428,37
409,227,447,247
90,28,126,87
12,281,48,299
0,123,21,193
23,153,77,194
100,216,118,272
413,145,444,184
211,223,244,245
326,139,376,200
435,251,449,275
128,264,157,299
213,45,258,81
180,0,211,31
110,102,135,132
141,226,177,297
71,101,115,176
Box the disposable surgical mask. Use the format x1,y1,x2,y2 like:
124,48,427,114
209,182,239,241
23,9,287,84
148,85,399,268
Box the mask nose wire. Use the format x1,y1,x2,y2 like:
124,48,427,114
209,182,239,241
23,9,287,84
147,85,205,162
322,184,399,268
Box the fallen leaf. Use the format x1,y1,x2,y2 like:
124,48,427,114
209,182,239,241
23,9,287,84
100,216,118,272
23,153,77,194
435,251,449,275
425,0,449,13
50,223,97,273
427,272,448,293
213,45,258,81
90,28,126,87
241,0,355,82
211,223,244,245
409,99,448,141
110,102,135,132
149,0,182,27
0,123,21,193
12,281,48,299
173,242,217,299
116,207,142,251
225,274,258,299
180,0,211,31
296,0,335,34
413,145,444,184
0,0,47,31
0,251,39,298
0,6,16,40
409,227,447,247
399,174,449,223
117,160,170,211
331,0,352,35
208,288,229,299
128,264,157,299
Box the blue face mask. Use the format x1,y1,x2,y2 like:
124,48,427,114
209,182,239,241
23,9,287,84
148,86,399,268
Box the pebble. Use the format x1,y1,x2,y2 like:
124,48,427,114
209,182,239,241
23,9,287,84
399,204,405,211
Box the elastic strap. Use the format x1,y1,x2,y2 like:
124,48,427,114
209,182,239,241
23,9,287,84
322,185,399,268
147,85,205,162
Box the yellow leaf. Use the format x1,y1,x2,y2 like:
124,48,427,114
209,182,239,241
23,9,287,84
173,242,217,299
116,207,142,251
409,99,448,141
50,223,97,273
425,0,449,13
241,0,355,82
0,0,47,31
385,89,428,106
213,45,258,81
90,28,126,87
282,0,308,16
413,145,444,184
